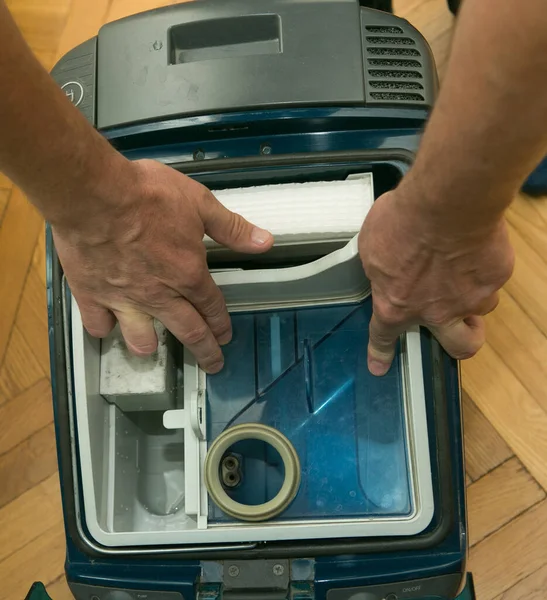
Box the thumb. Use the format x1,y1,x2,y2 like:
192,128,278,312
429,316,485,361
202,195,274,254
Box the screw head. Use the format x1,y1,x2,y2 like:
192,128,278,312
228,565,240,577
152,40,163,51
193,149,205,161
260,144,272,155
273,564,285,576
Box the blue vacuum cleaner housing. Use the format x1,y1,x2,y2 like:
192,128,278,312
46,1,474,599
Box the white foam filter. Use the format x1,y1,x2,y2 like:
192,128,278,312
205,175,374,247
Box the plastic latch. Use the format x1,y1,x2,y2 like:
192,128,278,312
191,388,206,440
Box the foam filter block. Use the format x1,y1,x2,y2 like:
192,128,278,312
99,321,176,412
205,175,374,247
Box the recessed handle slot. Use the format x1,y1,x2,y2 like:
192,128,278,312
169,15,282,64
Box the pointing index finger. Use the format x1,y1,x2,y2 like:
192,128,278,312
367,311,407,376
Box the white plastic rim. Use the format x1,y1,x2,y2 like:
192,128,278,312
72,294,435,546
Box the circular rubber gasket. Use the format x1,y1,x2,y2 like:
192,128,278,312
204,423,301,522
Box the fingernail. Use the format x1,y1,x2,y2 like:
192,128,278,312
205,361,224,374
251,227,272,246
368,359,390,377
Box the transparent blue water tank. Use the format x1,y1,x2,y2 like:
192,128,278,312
206,298,412,524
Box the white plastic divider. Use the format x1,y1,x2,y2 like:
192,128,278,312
209,173,374,312
213,234,369,311
163,351,208,529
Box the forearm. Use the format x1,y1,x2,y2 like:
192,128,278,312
404,0,547,233
0,1,129,230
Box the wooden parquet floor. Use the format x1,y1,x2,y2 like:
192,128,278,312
1,0,547,598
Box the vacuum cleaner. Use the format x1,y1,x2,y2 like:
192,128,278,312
39,1,476,598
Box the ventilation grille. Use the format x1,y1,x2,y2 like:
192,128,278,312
364,23,427,104
365,36,416,46
365,25,404,35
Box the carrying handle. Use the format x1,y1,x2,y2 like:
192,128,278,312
169,15,282,65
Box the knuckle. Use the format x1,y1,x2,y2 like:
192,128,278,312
369,332,395,353
425,310,452,328
143,286,171,309
374,299,405,328
213,319,231,338
182,324,210,346
184,261,207,292
200,349,224,368
225,211,249,242
199,292,227,319
104,272,131,290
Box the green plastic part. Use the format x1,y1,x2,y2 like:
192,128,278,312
25,582,54,600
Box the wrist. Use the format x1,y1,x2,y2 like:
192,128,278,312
46,145,137,240
396,167,509,244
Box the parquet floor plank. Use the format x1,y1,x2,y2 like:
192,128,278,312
470,501,547,600
0,378,52,456
467,458,545,547
505,223,547,339
54,0,110,60
463,390,514,482
0,188,10,226
16,263,51,374
1,525,66,600
0,323,47,401
495,564,547,600
483,289,547,413
6,0,71,69
0,423,58,509
47,577,75,600
105,0,187,23
32,228,47,286
462,343,547,491
507,195,547,260
0,473,62,565
0,188,43,367
0,171,12,189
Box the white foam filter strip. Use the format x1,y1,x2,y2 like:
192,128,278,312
204,175,374,247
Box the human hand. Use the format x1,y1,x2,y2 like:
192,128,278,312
358,185,514,376
52,158,273,373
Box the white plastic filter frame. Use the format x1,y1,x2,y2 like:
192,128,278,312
71,301,434,548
